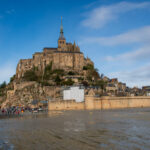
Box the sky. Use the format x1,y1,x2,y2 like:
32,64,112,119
0,0,150,88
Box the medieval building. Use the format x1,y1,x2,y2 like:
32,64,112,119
16,19,93,79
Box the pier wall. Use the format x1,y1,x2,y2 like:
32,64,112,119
48,96,150,111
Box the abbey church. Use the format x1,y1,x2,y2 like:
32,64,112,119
16,19,93,79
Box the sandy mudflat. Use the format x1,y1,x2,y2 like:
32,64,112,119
0,108,150,150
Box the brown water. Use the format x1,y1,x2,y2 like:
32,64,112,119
0,109,150,150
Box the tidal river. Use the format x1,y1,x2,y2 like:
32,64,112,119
0,108,150,150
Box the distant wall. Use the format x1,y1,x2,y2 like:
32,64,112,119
48,96,150,111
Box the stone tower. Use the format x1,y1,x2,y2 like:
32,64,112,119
58,17,66,51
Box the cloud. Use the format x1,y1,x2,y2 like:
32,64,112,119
102,26,150,86
81,2,150,87
106,45,150,62
0,9,15,19
84,1,100,9
82,1,150,29
5,9,15,15
0,63,16,84
109,63,150,87
105,45,150,86
82,25,150,46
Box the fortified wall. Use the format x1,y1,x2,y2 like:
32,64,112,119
48,96,150,111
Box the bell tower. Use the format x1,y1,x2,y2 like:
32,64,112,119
58,17,66,51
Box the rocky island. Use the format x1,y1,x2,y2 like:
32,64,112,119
0,20,150,109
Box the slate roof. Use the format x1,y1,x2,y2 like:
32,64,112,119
43,48,57,50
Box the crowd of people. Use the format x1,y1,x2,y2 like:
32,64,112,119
0,107,46,116
0,107,28,115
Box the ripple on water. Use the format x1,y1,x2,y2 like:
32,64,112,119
0,140,14,150
0,109,150,150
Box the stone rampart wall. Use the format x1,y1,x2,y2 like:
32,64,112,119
99,96,150,110
48,100,85,110
48,96,150,111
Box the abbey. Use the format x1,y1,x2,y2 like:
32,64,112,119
16,19,93,79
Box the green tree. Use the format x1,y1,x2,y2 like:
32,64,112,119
0,81,6,89
45,62,52,72
91,69,100,80
40,81,51,86
83,64,94,70
10,75,15,83
83,64,100,82
53,69,64,76
95,80,107,90
0,81,6,96
43,62,53,80
82,81,89,87
33,66,38,71
63,79,74,86
23,70,38,81
68,71,75,75
55,75,62,85
83,66,88,70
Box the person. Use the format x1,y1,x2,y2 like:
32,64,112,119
2,109,5,115
21,109,24,113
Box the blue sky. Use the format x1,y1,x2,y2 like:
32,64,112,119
0,0,150,87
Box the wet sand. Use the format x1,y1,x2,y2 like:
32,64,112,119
0,108,150,150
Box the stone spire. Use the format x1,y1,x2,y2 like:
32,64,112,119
59,16,65,40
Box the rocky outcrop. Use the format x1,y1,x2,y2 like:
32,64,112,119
1,82,61,108
0,22,100,108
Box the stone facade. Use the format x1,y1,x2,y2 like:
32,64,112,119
16,22,93,79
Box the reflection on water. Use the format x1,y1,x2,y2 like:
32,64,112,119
0,109,150,150
0,139,14,150
64,119,86,132
48,111,63,117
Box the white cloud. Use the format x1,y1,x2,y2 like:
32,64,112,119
82,26,150,46
82,1,150,29
84,1,99,9
0,63,16,84
108,64,150,87
106,45,150,62
5,9,15,15
81,2,150,87
0,9,15,19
